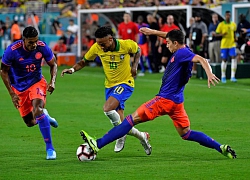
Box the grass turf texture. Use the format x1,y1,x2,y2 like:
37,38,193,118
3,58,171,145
0,66,249,180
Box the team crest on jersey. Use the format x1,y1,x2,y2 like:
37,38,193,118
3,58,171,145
110,55,115,61
170,56,175,63
120,54,125,60
35,52,42,59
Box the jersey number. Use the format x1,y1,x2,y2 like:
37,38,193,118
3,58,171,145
114,86,124,94
109,62,117,69
26,64,36,72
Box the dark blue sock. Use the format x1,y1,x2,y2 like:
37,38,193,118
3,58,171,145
139,57,145,72
145,56,152,71
97,115,134,149
36,113,54,151
182,130,222,153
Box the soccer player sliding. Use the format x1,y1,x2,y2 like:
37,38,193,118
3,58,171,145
80,28,236,159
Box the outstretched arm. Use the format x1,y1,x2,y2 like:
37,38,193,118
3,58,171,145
192,55,220,88
61,59,86,77
139,27,167,39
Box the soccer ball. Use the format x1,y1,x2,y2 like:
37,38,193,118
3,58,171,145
76,143,97,161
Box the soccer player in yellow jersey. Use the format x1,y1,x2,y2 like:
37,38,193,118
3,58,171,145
215,11,237,83
61,26,152,155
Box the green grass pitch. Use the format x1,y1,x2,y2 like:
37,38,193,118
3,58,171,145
0,66,249,180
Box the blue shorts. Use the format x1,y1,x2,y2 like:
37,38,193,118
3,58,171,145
105,84,134,110
221,48,237,60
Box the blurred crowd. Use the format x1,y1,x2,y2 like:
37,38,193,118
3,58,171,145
1,0,250,80
0,0,248,13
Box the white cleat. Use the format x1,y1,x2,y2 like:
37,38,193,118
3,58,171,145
46,149,56,160
140,132,152,155
43,109,58,128
114,135,127,152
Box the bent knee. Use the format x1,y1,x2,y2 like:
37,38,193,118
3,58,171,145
26,123,34,127
26,121,36,127
103,106,115,112
33,107,43,117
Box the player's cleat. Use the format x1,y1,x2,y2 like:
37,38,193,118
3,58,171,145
43,109,58,128
230,77,237,82
80,130,99,153
46,149,56,160
138,72,145,77
221,77,227,83
114,135,126,152
220,144,237,159
140,132,152,155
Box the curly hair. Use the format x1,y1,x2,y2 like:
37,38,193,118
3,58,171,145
94,26,113,38
23,26,38,38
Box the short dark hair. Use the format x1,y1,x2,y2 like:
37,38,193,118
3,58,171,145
226,11,231,14
23,26,38,38
166,29,184,45
95,26,113,38
194,13,201,18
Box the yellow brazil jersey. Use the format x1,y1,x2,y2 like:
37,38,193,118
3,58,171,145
216,21,236,49
83,39,138,88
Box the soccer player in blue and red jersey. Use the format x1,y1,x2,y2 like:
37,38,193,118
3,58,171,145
79,28,237,159
137,15,153,76
0,26,58,160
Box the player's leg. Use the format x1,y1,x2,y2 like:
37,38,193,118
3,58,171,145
220,48,228,83
103,87,127,151
80,114,135,153
104,85,148,153
208,41,213,63
138,44,145,76
81,96,165,154
30,78,56,160
22,112,37,127
138,55,145,76
142,43,153,73
109,84,151,152
171,103,236,159
214,41,221,63
117,108,151,155
81,109,150,153
229,47,237,82
103,90,128,152
43,108,58,128
32,99,56,160
12,86,37,127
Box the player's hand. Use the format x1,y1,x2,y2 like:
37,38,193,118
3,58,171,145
47,82,55,94
207,73,220,88
131,68,137,78
241,28,247,34
139,27,153,36
61,69,73,77
10,92,20,109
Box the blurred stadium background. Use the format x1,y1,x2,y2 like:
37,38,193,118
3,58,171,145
0,0,250,78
